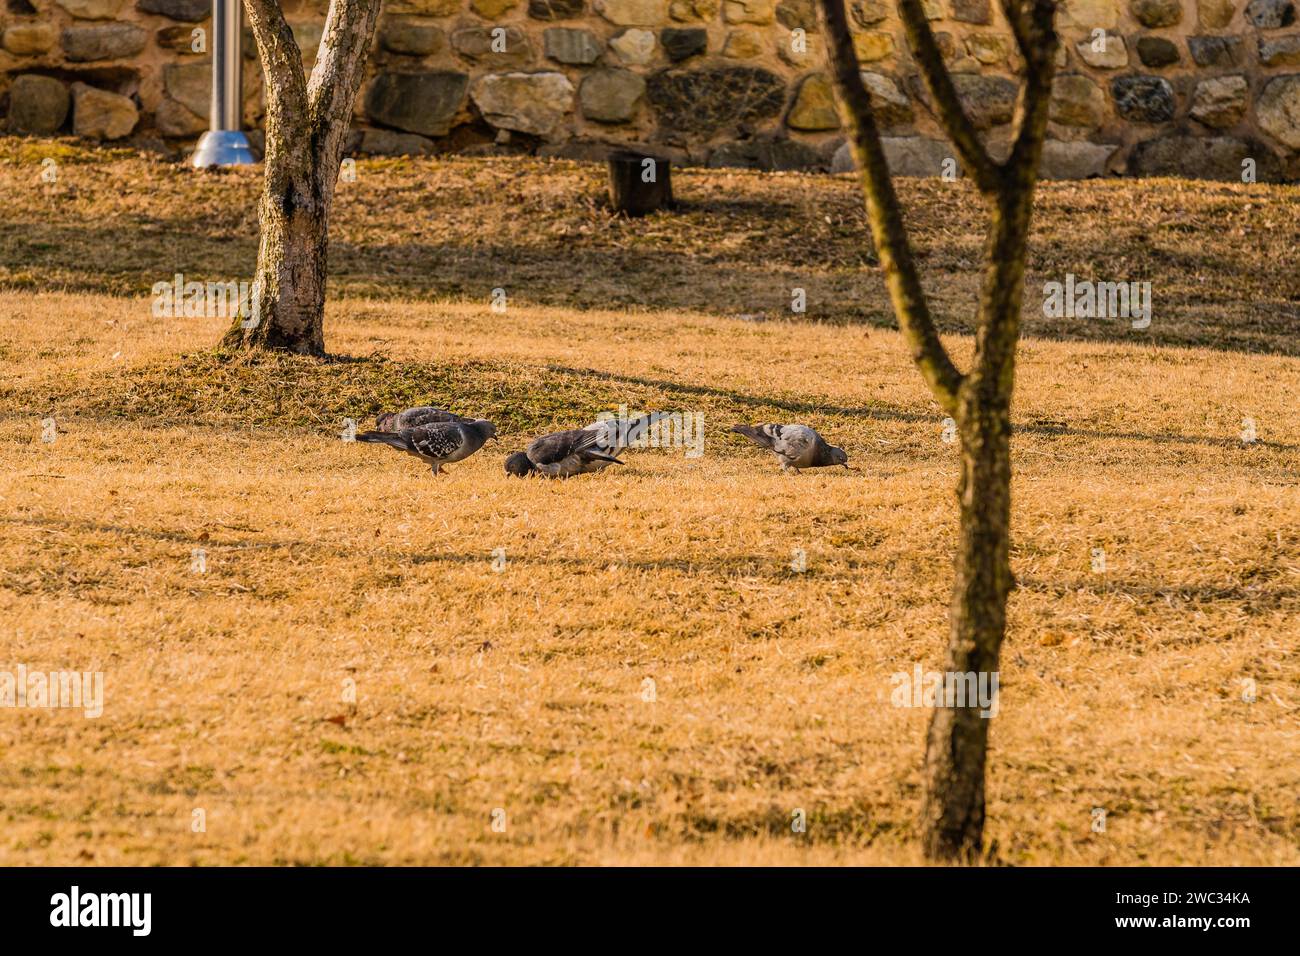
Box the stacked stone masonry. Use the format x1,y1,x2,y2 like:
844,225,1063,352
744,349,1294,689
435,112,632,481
2,0,1299,179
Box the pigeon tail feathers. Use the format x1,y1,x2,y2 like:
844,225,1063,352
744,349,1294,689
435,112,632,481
356,431,411,452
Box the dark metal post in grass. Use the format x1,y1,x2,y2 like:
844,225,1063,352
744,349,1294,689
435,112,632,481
608,150,673,216
816,0,1059,862
191,0,256,168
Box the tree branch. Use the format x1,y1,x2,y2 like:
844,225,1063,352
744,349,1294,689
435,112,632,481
307,0,382,173
242,0,312,208
1002,0,1059,178
242,0,307,132
897,0,1001,194
1000,0,1035,60
817,0,964,414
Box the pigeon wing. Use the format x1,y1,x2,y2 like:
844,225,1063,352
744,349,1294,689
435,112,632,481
395,407,467,429
584,412,669,452
571,431,623,467
770,425,818,466
374,407,467,430
527,429,587,466
528,430,622,477
403,422,468,462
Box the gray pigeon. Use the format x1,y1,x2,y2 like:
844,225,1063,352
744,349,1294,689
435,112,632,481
375,406,468,431
357,419,496,474
732,423,848,472
504,429,623,479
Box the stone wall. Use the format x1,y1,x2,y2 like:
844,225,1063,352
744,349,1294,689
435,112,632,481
2,0,1298,179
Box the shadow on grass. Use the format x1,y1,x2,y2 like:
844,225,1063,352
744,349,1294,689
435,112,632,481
5,349,1296,453
4,219,1298,355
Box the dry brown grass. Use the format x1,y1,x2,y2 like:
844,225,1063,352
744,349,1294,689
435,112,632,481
3,138,1299,354
0,146,1297,866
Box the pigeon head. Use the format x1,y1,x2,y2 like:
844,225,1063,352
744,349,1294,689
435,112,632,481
375,411,397,431
829,446,849,467
469,419,498,442
504,452,535,477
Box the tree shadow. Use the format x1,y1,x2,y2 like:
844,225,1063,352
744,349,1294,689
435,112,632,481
5,204,1298,356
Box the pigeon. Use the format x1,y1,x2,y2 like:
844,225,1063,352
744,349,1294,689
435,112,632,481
731,423,849,472
357,419,497,475
374,406,469,431
504,429,624,479
503,412,666,479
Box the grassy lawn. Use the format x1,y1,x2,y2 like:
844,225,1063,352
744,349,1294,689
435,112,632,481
0,141,1296,865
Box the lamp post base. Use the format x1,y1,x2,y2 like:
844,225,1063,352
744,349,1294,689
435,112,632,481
191,130,257,168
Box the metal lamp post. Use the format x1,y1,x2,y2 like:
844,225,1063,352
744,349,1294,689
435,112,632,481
191,0,256,167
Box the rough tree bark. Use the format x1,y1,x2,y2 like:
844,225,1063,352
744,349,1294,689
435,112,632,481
222,0,382,355
815,0,1058,861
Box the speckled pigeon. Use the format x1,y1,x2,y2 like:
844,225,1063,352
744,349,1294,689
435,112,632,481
732,423,848,472
357,419,496,475
374,406,469,432
504,429,624,479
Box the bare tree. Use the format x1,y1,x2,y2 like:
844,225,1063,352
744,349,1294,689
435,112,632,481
222,0,382,355
815,0,1058,861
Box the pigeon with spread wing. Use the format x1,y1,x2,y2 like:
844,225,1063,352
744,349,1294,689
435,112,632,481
504,412,672,479
731,423,848,472
504,429,624,479
357,419,496,475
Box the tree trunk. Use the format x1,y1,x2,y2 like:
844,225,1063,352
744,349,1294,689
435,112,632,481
814,0,1057,864
221,0,380,356
226,165,329,354
921,391,1012,860
921,191,1030,862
